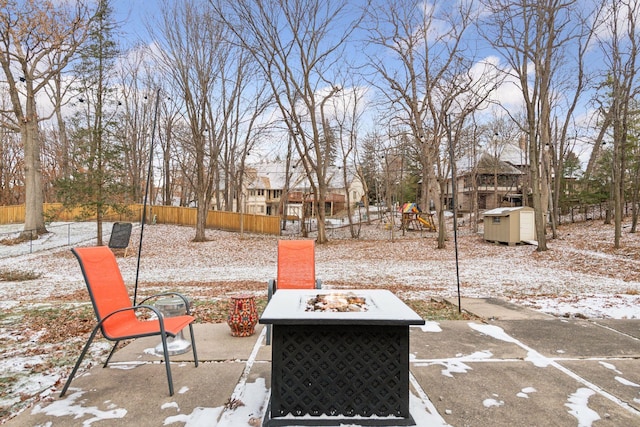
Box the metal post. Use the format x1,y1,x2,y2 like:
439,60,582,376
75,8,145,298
447,115,462,313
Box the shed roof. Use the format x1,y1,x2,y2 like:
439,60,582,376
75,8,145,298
483,206,534,216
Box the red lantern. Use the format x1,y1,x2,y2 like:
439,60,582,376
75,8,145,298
227,294,258,337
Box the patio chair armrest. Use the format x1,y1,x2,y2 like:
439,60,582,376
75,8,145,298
99,304,167,329
138,292,193,314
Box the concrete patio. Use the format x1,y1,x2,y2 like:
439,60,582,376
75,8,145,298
5,298,640,426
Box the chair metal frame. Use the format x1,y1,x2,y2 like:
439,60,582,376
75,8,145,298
60,246,198,397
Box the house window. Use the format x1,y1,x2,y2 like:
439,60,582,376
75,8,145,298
492,217,501,224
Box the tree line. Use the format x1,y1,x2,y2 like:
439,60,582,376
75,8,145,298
1,0,638,249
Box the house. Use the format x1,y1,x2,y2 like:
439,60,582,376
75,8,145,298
242,161,365,219
448,142,528,212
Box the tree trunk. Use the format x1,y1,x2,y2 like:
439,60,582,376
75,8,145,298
631,163,639,233
163,120,173,205
316,182,328,244
194,196,209,242
437,179,448,249
301,193,308,238
21,105,47,239
530,138,548,251
613,128,624,248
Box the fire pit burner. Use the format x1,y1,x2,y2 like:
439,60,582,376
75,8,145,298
306,292,367,312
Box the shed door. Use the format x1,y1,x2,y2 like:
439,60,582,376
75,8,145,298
519,211,535,241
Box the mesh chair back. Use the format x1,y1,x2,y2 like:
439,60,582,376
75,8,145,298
276,240,317,289
72,246,137,338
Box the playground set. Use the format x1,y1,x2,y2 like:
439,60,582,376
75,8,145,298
400,202,436,233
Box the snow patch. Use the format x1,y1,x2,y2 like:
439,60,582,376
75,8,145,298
614,376,640,387
414,321,442,332
565,388,601,427
468,323,518,344
517,387,537,398
31,389,127,425
483,397,504,408
599,361,622,374
414,350,493,377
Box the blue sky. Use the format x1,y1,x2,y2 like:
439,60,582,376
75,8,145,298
104,0,622,167
111,0,151,45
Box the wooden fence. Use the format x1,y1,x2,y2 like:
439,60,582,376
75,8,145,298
0,204,281,236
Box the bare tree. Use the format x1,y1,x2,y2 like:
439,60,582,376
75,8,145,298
0,100,22,204
592,0,640,248
479,0,587,251
543,7,594,238
156,89,184,206
0,0,93,238
365,0,498,248
215,0,365,244
217,49,272,213
331,82,368,238
152,0,234,241
114,45,156,204
44,55,78,183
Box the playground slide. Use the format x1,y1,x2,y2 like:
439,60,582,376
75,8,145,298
417,216,431,227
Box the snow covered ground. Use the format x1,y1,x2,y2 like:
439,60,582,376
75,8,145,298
1,217,639,319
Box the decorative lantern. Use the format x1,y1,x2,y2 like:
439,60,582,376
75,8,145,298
227,294,258,337
154,297,192,355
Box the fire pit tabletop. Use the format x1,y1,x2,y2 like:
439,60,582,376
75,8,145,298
260,289,425,326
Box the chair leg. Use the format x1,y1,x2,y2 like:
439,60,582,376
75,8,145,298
60,326,100,397
188,324,198,367
103,341,120,368
159,332,174,396
266,281,275,346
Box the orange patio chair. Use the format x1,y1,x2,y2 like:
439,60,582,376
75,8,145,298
60,246,198,397
266,239,321,344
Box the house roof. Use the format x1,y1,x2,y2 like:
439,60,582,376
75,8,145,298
499,142,527,166
457,142,527,174
475,153,523,175
245,161,295,189
245,161,359,191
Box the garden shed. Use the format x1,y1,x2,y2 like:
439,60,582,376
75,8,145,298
483,206,535,245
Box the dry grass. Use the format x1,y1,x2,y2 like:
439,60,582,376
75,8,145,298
0,269,41,281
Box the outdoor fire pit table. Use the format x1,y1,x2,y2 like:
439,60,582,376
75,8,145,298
260,289,425,426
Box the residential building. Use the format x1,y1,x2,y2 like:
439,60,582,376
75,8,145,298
447,142,528,212
242,161,365,219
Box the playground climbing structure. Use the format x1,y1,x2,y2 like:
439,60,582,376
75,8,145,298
400,203,436,233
